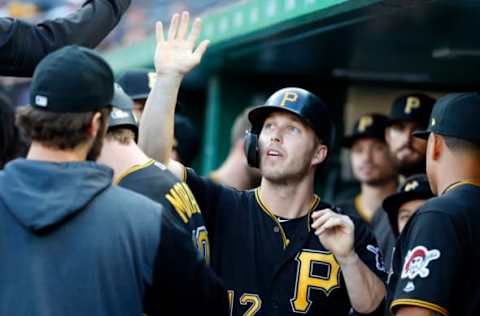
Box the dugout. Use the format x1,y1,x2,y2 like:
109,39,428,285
103,0,480,200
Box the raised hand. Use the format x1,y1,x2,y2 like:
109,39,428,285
311,209,355,262
154,11,209,76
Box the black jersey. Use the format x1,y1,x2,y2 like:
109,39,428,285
337,195,395,270
186,168,387,316
387,180,480,316
117,160,209,263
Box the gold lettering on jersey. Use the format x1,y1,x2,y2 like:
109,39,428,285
290,250,341,313
404,181,419,192
165,182,201,223
148,72,157,89
240,293,262,316
358,115,373,132
228,290,234,316
280,92,298,107
405,97,421,114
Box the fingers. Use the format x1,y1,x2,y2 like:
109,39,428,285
177,11,190,40
187,17,202,44
311,209,352,235
167,13,180,40
156,21,165,43
314,217,344,236
193,40,210,60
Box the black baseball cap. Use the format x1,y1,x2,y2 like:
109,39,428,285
117,69,156,101
343,113,388,148
30,45,114,112
413,92,480,145
383,174,433,236
174,114,200,166
387,93,436,128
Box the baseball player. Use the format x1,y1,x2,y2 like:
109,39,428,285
139,12,387,315
382,174,434,237
387,92,480,315
385,94,436,178
0,46,227,315
97,85,210,263
338,113,398,268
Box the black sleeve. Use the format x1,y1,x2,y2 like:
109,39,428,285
351,214,389,282
0,0,130,77
185,168,231,231
144,210,229,316
390,212,460,316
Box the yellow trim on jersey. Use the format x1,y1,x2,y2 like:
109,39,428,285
114,159,156,185
255,189,290,248
390,299,448,316
306,196,321,232
442,179,480,195
354,194,372,223
255,189,321,247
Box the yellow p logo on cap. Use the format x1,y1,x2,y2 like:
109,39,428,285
280,92,298,107
405,96,421,114
358,115,373,132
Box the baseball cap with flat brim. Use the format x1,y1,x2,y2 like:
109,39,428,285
413,92,480,145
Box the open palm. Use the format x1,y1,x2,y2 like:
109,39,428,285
154,11,209,76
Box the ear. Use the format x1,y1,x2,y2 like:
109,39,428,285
86,112,103,139
429,133,443,162
311,143,328,166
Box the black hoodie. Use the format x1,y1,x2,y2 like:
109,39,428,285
0,159,228,315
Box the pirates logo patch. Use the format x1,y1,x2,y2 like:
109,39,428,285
401,246,440,280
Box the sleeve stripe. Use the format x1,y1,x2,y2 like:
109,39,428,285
390,299,448,316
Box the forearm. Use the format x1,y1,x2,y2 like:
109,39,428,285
139,74,183,164
337,252,386,313
0,0,130,77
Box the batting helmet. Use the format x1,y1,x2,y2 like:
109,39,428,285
244,87,335,167
108,84,138,141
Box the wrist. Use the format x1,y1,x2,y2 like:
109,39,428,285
335,251,359,266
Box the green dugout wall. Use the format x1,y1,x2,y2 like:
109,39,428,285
104,0,480,199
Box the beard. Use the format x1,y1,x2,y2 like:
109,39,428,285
395,156,426,177
393,145,426,177
261,154,312,184
86,114,108,162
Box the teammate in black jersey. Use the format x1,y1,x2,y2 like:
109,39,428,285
98,84,210,263
387,92,480,316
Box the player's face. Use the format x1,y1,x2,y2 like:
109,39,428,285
350,138,397,186
386,121,427,174
397,199,425,234
258,112,323,182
